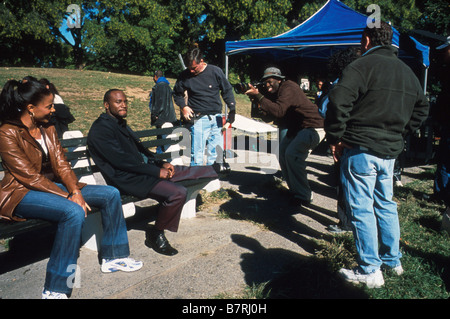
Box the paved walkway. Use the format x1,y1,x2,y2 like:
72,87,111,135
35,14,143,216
0,146,428,300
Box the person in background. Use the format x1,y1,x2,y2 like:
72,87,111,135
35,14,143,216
433,36,450,234
39,78,75,138
0,79,142,299
149,70,178,154
320,47,361,233
173,47,236,166
314,79,324,105
325,22,429,288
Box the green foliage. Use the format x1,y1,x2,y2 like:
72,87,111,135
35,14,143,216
0,0,448,76
82,0,183,75
416,0,450,36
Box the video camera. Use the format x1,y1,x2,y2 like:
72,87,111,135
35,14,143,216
233,82,264,94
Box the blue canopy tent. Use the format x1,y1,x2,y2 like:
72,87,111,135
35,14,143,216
224,0,429,90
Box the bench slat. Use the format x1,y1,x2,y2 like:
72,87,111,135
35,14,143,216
141,137,182,148
134,127,179,138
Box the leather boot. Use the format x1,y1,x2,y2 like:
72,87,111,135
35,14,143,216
145,229,178,256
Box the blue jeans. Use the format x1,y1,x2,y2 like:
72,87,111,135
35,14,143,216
190,114,223,166
340,148,402,274
14,184,130,294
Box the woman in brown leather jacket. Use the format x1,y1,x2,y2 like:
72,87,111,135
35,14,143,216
0,79,143,299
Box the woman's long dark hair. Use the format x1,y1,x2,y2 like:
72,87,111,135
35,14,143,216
0,79,52,124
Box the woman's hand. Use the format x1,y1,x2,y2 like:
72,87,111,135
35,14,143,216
68,192,91,217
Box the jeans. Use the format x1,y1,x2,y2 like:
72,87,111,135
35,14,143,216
190,114,223,166
340,148,402,274
14,184,130,294
434,126,450,206
279,128,322,201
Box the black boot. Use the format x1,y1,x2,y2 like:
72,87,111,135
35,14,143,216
212,161,231,176
145,229,178,256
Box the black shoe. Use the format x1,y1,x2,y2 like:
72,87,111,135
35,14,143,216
145,230,178,256
289,196,312,207
212,162,231,176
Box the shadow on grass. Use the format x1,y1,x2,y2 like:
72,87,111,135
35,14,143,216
400,242,450,294
231,234,368,298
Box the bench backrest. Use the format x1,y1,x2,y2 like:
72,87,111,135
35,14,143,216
0,126,187,181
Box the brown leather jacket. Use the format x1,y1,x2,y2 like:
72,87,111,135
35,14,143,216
0,121,85,221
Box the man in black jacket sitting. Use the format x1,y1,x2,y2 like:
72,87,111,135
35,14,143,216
87,89,218,256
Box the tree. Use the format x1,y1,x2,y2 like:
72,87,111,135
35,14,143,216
176,0,292,66
0,0,86,68
81,0,184,75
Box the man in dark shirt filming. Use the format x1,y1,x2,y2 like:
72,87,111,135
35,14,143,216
173,47,236,166
245,67,325,206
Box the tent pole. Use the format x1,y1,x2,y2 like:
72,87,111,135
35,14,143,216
423,67,428,95
225,54,229,79
224,54,229,157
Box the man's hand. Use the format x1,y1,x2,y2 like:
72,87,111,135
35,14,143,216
181,106,194,121
160,162,175,179
245,84,259,96
226,110,235,124
329,141,352,162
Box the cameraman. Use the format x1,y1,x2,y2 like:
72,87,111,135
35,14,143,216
245,67,324,206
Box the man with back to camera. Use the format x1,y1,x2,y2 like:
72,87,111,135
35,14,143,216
245,67,325,207
325,21,429,288
173,47,236,167
87,89,218,256
149,70,178,153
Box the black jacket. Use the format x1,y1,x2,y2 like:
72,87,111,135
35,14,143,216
149,78,177,127
259,80,324,137
325,45,429,157
87,113,163,198
173,64,236,115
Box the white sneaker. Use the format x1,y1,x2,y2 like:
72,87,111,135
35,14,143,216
391,265,404,276
101,257,143,273
338,268,385,288
382,264,404,275
394,180,403,187
42,289,68,299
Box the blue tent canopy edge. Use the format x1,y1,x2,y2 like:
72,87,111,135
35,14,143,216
225,0,429,68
